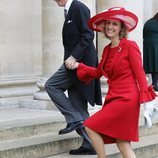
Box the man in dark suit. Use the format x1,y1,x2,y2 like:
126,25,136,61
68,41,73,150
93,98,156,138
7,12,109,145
45,0,102,155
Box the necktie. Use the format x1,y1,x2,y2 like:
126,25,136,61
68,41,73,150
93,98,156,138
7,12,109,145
64,9,67,19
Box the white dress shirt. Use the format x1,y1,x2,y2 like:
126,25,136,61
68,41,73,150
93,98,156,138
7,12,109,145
65,0,73,13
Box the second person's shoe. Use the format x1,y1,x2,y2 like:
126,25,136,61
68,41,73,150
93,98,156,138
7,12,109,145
69,146,96,155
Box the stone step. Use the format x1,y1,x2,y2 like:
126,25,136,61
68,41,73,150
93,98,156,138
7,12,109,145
0,121,65,141
1,132,158,158
0,132,82,158
1,106,158,140
1,118,157,141
0,107,66,141
45,134,158,158
0,107,158,158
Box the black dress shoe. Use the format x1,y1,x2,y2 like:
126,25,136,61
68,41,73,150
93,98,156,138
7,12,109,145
69,147,96,155
59,121,83,135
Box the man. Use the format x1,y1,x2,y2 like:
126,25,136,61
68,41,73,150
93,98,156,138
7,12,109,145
45,0,102,155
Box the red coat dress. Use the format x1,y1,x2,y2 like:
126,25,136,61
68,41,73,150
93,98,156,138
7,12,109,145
77,38,156,144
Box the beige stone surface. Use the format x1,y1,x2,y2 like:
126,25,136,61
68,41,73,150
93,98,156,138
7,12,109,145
0,0,42,102
0,0,42,78
0,0,158,107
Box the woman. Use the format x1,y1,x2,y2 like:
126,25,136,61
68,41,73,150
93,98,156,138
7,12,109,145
143,13,158,91
65,7,156,158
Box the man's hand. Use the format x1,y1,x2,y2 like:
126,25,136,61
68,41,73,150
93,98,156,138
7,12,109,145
65,56,79,70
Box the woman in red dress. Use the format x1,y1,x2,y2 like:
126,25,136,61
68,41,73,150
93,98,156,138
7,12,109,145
65,7,156,158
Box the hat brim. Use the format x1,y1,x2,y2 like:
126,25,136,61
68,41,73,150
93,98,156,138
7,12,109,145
88,9,138,32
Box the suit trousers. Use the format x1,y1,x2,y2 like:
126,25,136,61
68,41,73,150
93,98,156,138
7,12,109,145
45,64,93,149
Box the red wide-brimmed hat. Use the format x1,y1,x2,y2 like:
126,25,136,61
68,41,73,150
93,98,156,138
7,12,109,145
88,7,138,32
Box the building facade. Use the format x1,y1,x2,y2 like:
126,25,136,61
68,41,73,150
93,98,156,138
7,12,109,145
0,0,158,108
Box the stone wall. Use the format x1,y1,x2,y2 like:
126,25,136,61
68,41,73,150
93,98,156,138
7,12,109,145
0,0,42,106
0,0,157,107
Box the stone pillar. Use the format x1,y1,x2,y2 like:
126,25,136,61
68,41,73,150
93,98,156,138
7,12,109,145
144,0,153,22
27,0,64,109
80,0,96,16
33,0,64,109
34,0,96,101
152,0,158,16
0,0,42,107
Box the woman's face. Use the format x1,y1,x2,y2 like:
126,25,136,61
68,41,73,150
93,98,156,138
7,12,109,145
105,20,121,38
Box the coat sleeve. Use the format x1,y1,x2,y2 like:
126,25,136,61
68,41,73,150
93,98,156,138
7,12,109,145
128,41,156,103
77,63,102,84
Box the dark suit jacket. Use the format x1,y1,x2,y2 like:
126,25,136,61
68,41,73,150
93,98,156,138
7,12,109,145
62,0,102,106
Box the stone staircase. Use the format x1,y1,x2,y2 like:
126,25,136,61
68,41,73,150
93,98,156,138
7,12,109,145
0,105,158,158
0,106,96,158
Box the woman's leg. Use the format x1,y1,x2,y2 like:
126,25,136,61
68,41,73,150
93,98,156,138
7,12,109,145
116,139,136,158
85,127,106,158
